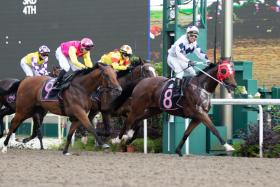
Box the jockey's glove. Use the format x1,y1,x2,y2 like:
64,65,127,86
188,61,195,66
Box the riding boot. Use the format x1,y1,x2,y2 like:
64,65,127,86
173,78,182,97
53,69,66,89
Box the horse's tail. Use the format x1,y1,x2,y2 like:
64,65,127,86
111,84,134,111
0,80,21,96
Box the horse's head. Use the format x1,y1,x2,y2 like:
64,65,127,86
98,63,122,111
98,63,122,95
216,59,237,93
131,58,157,78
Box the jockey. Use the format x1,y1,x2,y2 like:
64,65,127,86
20,45,50,77
167,25,211,94
53,37,95,88
99,45,133,71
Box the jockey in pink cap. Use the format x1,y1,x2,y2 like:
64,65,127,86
53,37,95,88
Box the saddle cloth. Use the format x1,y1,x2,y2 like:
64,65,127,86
41,78,59,101
160,79,182,110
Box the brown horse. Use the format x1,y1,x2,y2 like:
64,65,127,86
83,59,157,139
0,66,62,149
112,60,237,156
1,63,122,155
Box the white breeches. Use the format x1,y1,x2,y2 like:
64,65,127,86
20,58,39,76
167,55,196,79
55,47,79,72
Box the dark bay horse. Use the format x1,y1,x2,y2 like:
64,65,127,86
1,63,122,155
112,60,237,156
0,66,62,149
77,59,157,141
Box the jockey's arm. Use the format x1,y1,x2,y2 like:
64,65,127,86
68,46,86,69
83,52,93,68
31,57,49,76
111,62,128,71
38,60,49,75
110,53,128,70
175,43,191,63
194,46,210,65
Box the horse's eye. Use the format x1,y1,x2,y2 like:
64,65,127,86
221,68,227,74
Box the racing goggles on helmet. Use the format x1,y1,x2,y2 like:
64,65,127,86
122,53,131,58
82,44,94,51
40,52,49,57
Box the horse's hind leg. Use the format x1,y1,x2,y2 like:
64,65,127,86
175,118,201,156
22,112,46,149
0,108,14,138
199,112,234,152
2,113,27,153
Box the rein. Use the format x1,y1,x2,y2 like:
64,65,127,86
193,66,224,86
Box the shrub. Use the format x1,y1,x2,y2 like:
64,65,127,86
131,138,162,153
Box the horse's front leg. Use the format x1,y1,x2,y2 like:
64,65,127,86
199,112,234,152
175,118,201,156
100,112,111,137
63,121,79,155
73,107,109,149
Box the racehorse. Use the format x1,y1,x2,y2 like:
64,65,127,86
0,66,62,149
1,63,122,155
77,58,157,141
112,60,237,156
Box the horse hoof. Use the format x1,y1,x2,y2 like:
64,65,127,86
223,143,235,152
122,134,129,141
111,137,121,144
63,152,72,156
2,146,7,153
102,144,110,149
175,149,183,157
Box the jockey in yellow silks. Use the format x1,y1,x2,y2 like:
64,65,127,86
99,45,133,71
20,45,50,76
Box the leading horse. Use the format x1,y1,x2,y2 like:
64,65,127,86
1,63,122,155
113,60,237,156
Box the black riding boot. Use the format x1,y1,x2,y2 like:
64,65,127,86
173,78,182,97
53,69,66,89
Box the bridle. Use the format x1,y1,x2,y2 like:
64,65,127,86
97,64,121,93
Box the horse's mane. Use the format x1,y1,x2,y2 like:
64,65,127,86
73,63,106,78
116,69,131,78
196,63,217,77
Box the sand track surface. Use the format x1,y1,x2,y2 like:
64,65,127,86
0,149,279,187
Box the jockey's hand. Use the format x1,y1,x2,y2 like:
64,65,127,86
188,61,195,66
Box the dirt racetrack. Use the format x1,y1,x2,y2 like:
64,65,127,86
0,149,279,187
